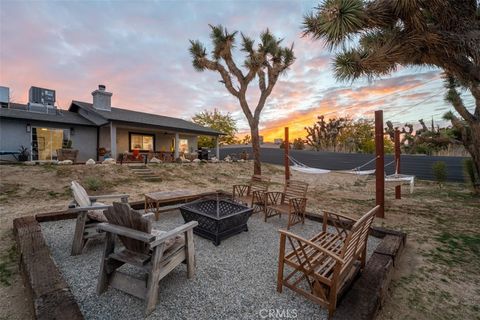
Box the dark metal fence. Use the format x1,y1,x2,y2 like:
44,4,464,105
220,147,469,182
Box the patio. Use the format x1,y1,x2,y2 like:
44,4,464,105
40,209,382,319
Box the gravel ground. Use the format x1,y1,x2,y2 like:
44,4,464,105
41,211,381,320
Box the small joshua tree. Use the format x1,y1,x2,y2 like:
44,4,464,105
189,25,295,175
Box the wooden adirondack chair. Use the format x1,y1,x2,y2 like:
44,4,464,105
265,180,308,229
277,206,379,318
97,202,198,316
232,175,271,212
69,181,129,255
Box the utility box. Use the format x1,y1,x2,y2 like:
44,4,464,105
0,86,9,108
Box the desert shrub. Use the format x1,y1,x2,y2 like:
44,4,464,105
432,161,447,188
84,176,103,191
293,138,305,150
463,158,479,194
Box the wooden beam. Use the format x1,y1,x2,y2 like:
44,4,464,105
375,110,385,218
13,217,83,320
284,127,290,181
394,129,401,199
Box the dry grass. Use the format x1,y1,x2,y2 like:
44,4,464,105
0,162,478,320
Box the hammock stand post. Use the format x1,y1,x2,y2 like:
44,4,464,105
395,129,401,199
284,127,290,181
375,110,385,218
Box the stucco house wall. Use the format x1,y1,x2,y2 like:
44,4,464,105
0,117,97,162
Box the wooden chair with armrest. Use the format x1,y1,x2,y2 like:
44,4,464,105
69,181,129,255
265,180,308,229
232,175,271,213
96,202,198,315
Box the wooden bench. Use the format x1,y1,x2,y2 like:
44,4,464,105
277,206,379,318
265,180,308,229
232,175,271,213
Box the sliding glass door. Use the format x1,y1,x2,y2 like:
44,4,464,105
31,127,69,161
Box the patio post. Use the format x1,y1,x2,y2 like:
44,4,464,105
110,122,116,160
375,110,385,218
174,133,179,159
395,129,401,199
215,136,220,160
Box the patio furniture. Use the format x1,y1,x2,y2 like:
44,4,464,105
277,205,379,318
0,150,20,161
180,197,252,245
144,189,215,221
97,202,198,316
232,175,271,213
264,180,308,229
69,181,129,255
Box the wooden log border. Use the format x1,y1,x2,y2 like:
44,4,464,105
14,197,405,320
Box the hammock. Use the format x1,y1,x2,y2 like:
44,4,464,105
289,156,382,176
289,155,415,193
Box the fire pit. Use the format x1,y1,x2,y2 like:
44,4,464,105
180,197,253,245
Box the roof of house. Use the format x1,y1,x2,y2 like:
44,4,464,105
0,103,96,126
70,100,221,136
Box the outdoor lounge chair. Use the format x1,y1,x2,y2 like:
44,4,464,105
69,181,129,255
96,202,198,316
264,180,308,229
232,175,271,212
277,206,379,318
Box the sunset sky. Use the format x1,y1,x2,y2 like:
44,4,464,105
0,0,476,141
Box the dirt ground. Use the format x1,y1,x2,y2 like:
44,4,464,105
0,162,478,320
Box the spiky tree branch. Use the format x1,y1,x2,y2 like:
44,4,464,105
304,0,480,182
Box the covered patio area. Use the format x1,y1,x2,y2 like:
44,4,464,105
98,122,220,162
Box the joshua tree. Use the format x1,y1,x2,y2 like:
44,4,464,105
304,0,480,179
189,25,295,174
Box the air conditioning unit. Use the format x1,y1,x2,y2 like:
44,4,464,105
29,86,56,106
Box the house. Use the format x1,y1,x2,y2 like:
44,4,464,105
0,85,221,162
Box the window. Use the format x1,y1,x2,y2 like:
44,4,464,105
31,127,70,161
129,133,155,151
179,139,189,153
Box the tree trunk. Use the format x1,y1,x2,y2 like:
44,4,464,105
468,122,480,181
250,125,261,175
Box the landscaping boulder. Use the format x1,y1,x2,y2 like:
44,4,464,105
58,160,73,165
210,157,219,163
85,159,96,165
224,155,232,162
192,158,201,163
102,158,116,165
149,157,162,164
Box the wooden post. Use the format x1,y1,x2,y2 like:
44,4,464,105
375,111,385,218
394,129,401,199
284,127,290,181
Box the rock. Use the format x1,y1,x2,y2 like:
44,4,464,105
210,157,219,163
85,159,96,165
238,159,245,163
224,155,233,163
58,160,73,165
149,157,162,164
192,159,201,163
102,158,116,165
181,158,191,163
24,161,36,166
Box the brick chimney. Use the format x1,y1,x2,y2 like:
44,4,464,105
92,84,112,111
